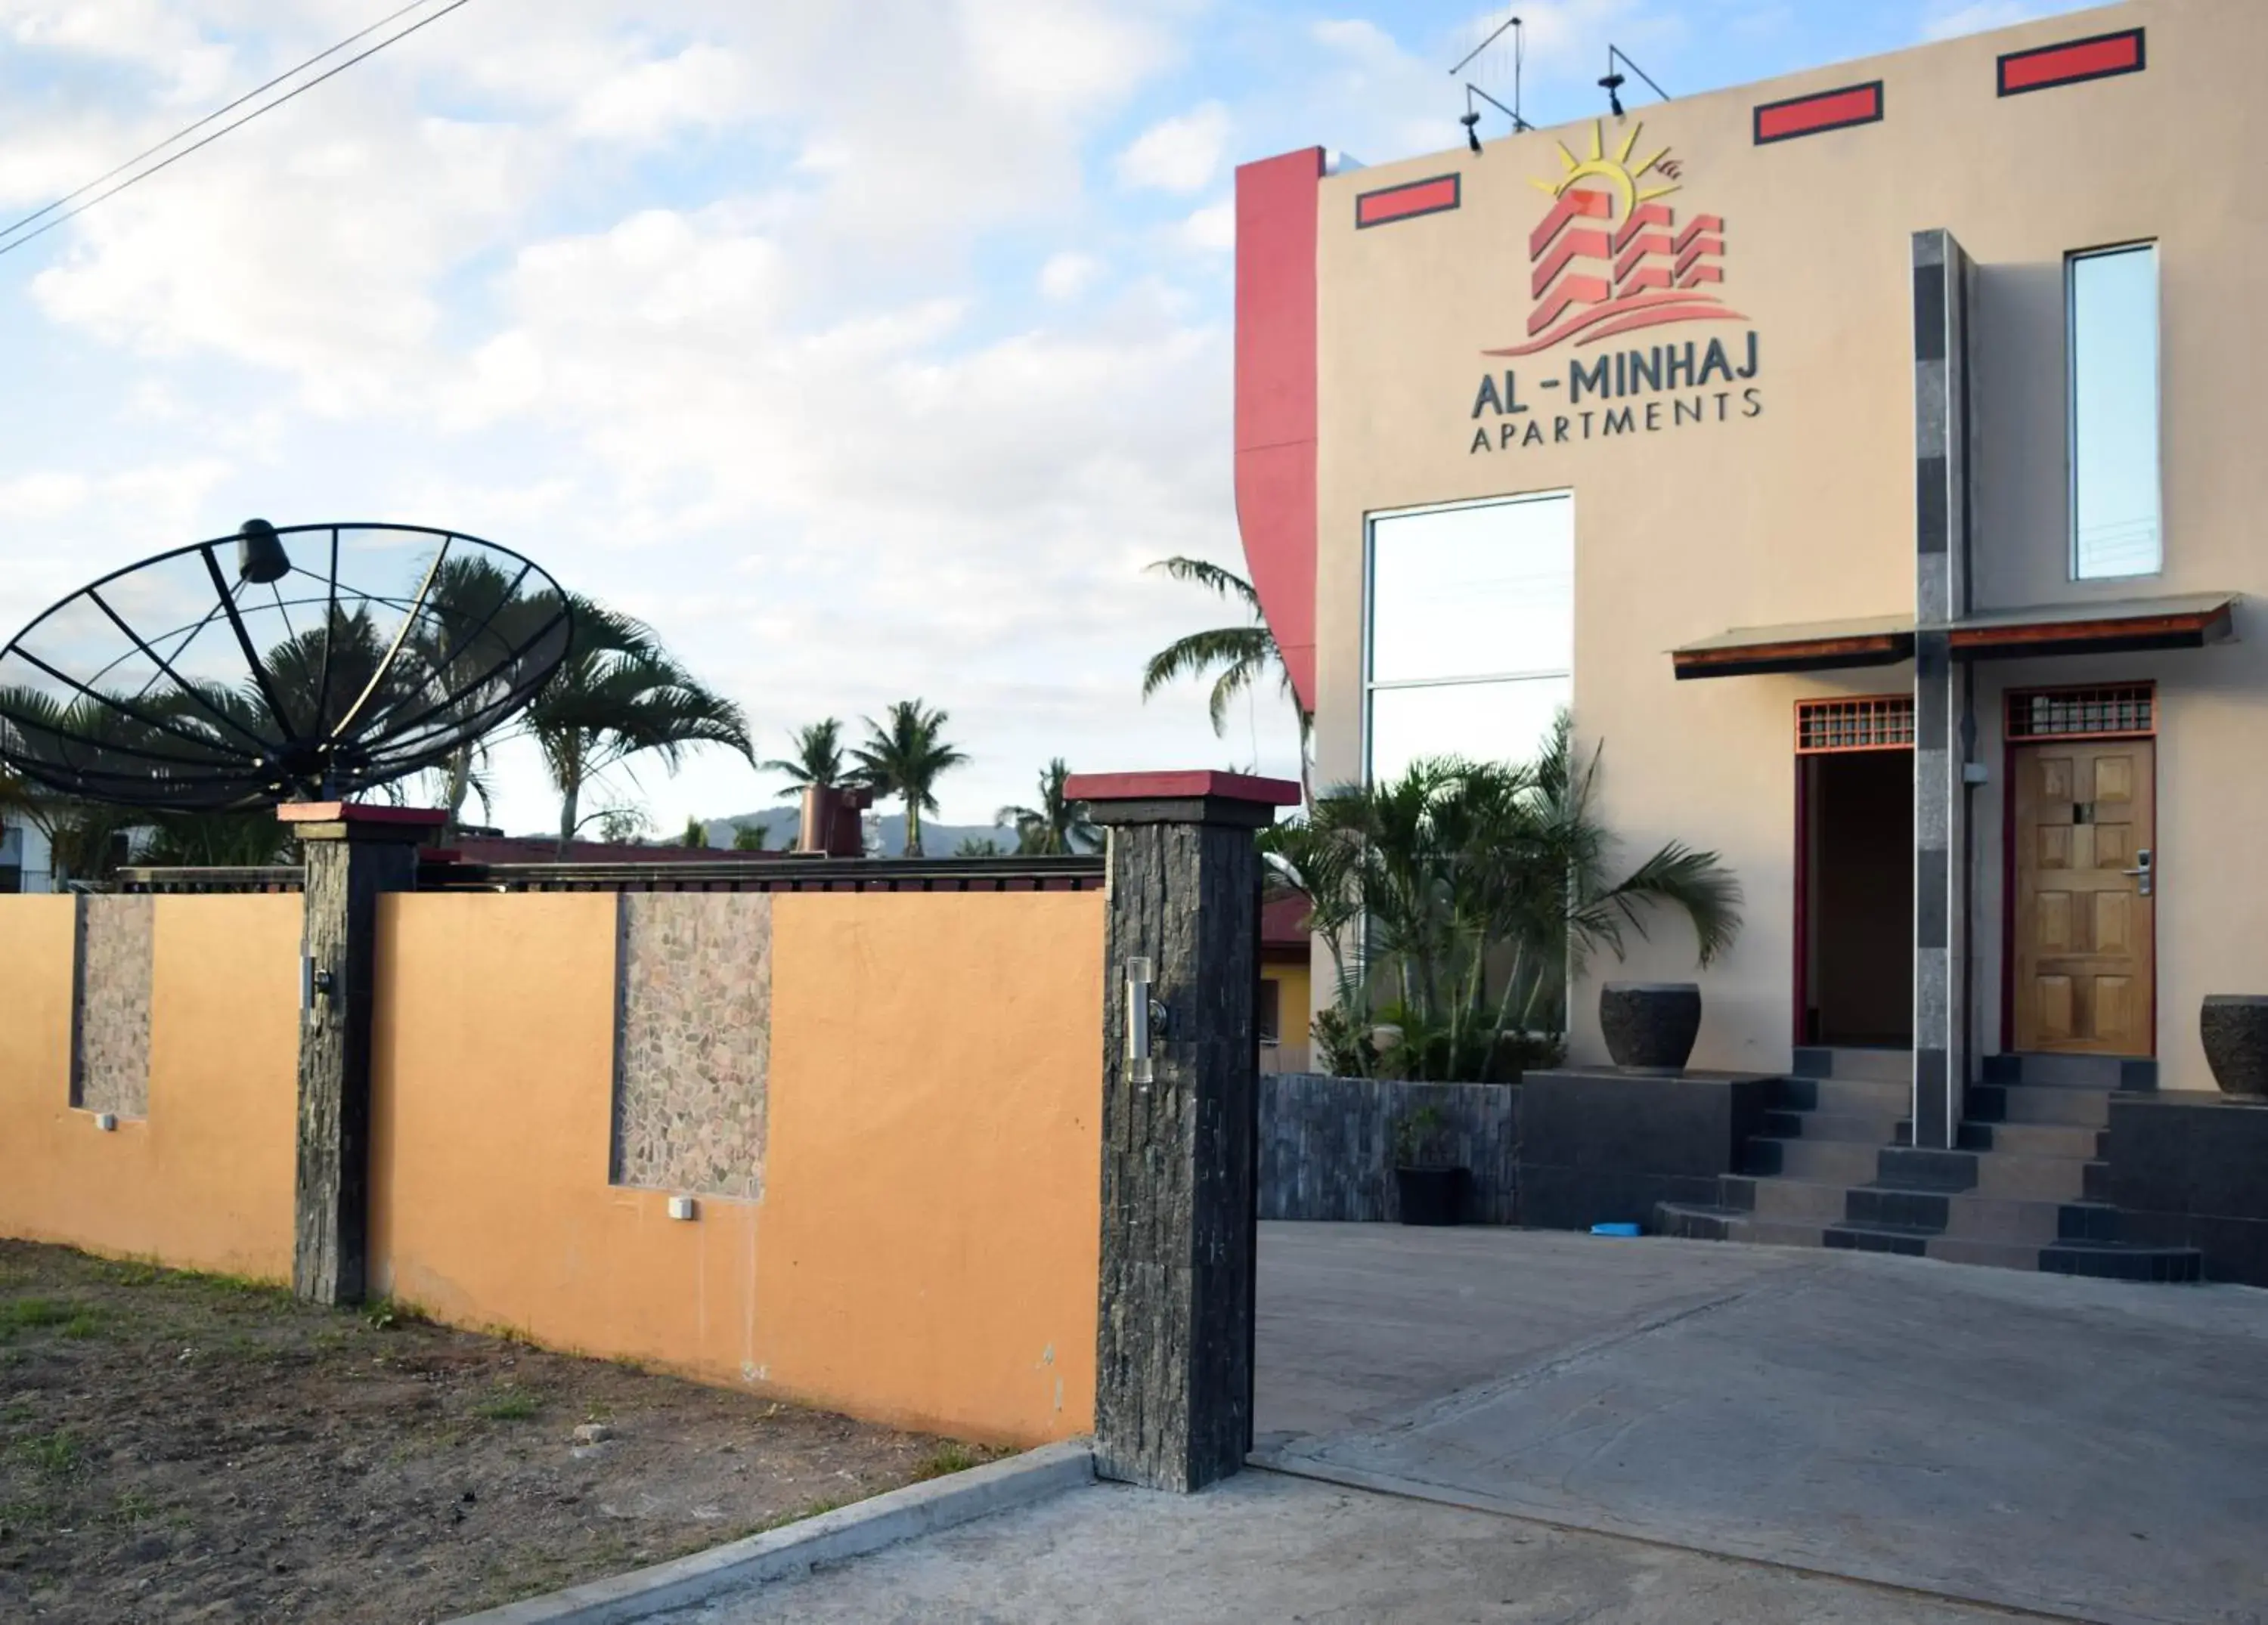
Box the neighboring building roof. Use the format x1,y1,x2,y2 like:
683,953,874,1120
1262,890,1314,957
448,837,761,865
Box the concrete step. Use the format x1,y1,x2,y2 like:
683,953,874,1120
1761,1107,1907,1145
1791,1046,1910,1084
1661,1202,2204,1284
1970,1083,2113,1128
1720,1175,1851,1222
1973,1152,2092,1203
2040,1242,2202,1283
1743,1138,1880,1184
1978,1121,2105,1159
1983,1053,2157,1091
1823,1222,1935,1258
1774,1076,1911,1115
1654,1204,1827,1249
1926,1235,2048,1271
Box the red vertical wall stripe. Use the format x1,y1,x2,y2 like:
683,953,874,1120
1234,148,1324,714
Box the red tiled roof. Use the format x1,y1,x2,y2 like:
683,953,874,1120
1262,890,1313,952
442,837,762,865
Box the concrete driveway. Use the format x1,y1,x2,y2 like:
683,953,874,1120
649,1225,2267,1624
1254,1224,2268,1625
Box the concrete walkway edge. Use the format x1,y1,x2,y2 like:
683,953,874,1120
446,1441,1097,1625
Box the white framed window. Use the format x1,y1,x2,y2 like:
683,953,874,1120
1364,491,1572,785
2068,242,2161,580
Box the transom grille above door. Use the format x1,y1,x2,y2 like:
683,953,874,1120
2006,683,2155,741
1796,695,1915,754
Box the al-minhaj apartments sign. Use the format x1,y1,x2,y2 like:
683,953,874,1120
1462,120,1761,455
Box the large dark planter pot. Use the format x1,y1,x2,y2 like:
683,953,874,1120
2200,996,2268,1100
1394,1165,1470,1226
1600,982,1702,1074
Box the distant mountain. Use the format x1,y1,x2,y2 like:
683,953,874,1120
701,807,1024,856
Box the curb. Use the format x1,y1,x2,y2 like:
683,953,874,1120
448,1440,1095,1624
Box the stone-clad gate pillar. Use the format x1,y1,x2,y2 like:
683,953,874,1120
278,801,443,1306
1067,771,1300,1493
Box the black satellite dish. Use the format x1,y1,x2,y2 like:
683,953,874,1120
0,520,571,812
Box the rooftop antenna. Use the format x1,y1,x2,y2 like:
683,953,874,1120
1449,13,1532,153
1600,44,1669,119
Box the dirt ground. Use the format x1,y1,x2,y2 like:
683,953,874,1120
0,1240,990,1624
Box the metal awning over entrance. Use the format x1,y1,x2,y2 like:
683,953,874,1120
1671,591,2239,679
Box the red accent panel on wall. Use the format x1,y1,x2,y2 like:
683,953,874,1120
1998,28,2144,95
1752,81,1884,144
1235,148,1324,715
1354,174,1459,228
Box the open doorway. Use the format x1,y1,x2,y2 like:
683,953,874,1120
1798,702,1914,1049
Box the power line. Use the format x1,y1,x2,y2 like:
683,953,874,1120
0,0,443,248
0,0,477,264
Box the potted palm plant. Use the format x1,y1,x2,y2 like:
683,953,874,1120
1262,716,1741,1084
1392,1105,1468,1226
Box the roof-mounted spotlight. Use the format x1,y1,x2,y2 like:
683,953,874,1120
1600,45,1670,120
1449,14,1530,155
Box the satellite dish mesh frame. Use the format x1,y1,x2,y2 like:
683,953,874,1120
0,521,573,813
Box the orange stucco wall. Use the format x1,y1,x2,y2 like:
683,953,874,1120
0,896,299,1279
369,889,1103,1445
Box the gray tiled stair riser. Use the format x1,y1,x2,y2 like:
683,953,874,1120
1790,1046,1913,1084
1969,1083,2112,1128
1972,1153,2091,1203
1773,1076,1911,1115
1722,1175,1851,1221
1981,1051,2158,1091
1975,1121,2106,1159
1761,1107,1906,1144
1744,1138,1881,1184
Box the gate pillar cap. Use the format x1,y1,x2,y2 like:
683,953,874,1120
277,802,448,844
1065,771,1300,830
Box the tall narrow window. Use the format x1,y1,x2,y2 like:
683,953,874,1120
2068,243,2161,579
1365,492,1572,785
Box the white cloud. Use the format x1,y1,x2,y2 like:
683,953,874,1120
1039,251,1103,301
0,0,1301,834
569,42,755,145
1116,101,1231,193
1179,200,1234,253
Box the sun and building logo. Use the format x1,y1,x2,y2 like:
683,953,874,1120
1487,119,1744,358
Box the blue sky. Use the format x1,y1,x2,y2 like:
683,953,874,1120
0,0,2103,836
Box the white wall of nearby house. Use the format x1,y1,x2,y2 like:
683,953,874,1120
0,816,54,893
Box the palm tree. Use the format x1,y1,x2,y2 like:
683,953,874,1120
1142,556,1312,798
731,819,779,852
996,759,1098,855
524,598,754,854
850,700,967,857
761,719,847,800
1267,715,1741,1082
411,552,571,833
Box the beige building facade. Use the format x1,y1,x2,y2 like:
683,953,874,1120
1235,0,2264,1122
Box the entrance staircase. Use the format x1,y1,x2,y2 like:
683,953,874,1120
1655,1048,2202,1281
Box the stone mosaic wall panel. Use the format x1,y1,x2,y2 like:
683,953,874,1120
612,893,770,1199
73,894,152,1118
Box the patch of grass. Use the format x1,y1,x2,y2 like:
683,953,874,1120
913,1442,985,1481
0,1298,74,1338
110,1489,162,1528
11,1429,82,1479
90,1258,166,1289
60,1311,108,1340
474,1385,542,1422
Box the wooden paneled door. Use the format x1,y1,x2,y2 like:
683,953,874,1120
2012,739,2155,1054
